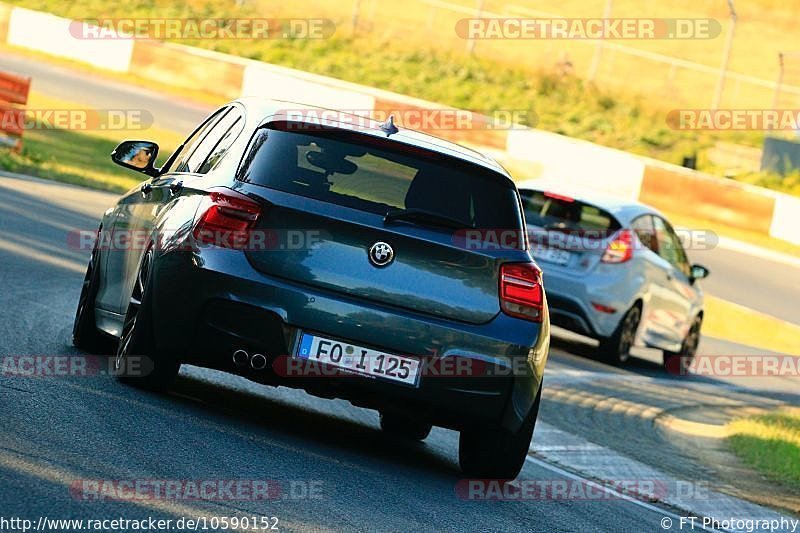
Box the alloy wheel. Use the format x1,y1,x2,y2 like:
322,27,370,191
617,306,641,363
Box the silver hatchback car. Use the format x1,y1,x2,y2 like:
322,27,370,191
517,181,709,370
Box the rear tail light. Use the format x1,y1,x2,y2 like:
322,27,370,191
591,302,617,314
500,262,544,322
601,229,634,263
193,188,262,248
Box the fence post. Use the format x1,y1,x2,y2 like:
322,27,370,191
351,0,361,36
712,0,737,109
771,52,784,111
588,0,614,81
465,0,486,55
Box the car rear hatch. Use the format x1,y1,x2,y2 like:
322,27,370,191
233,123,529,325
520,189,622,273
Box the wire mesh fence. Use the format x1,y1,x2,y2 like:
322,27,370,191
272,0,799,112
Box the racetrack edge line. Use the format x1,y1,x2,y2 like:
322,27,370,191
524,455,723,533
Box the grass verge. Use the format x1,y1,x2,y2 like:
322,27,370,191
0,91,184,193
703,295,800,355
728,407,800,489
664,210,800,259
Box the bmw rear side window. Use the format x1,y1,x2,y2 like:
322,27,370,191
237,126,523,231
521,190,620,236
163,107,228,174
197,111,244,174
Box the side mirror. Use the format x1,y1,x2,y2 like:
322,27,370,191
690,264,710,281
111,140,159,176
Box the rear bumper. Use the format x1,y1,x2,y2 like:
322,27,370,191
538,262,637,339
149,248,548,432
546,292,600,337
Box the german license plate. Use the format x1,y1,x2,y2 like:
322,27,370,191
532,244,571,266
296,333,421,386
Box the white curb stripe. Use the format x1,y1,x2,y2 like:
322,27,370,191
525,455,722,533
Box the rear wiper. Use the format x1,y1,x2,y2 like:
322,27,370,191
543,222,573,232
384,208,473,230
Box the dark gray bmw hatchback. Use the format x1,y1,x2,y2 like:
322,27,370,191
73,98,550,479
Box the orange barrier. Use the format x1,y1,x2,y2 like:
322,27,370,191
129,41,244,99
638,162,776,234
373,96,509,150
0,69,30,152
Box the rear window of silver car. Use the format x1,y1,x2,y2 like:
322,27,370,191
237,127,524,231
521,190,621,235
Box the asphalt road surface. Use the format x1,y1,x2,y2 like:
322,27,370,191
3,48,797,326
0,50,209,135
694,244,800,325
0,174,725,532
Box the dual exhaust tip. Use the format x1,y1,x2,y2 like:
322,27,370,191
232,349,267,370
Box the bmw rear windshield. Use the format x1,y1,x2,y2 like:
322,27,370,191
236,124,524,231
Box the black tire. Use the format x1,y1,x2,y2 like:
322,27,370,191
379,412,432,441
598,304,641,366
114,247,179,391
663,315,702,375
72,228,115,354
459,387,541,479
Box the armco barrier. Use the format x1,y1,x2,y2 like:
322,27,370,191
3,2,798,246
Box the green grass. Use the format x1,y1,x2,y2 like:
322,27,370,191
728,408,800,489
8,0,799,196
735,170,800,197
0,92,183,192
1,129,150,192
